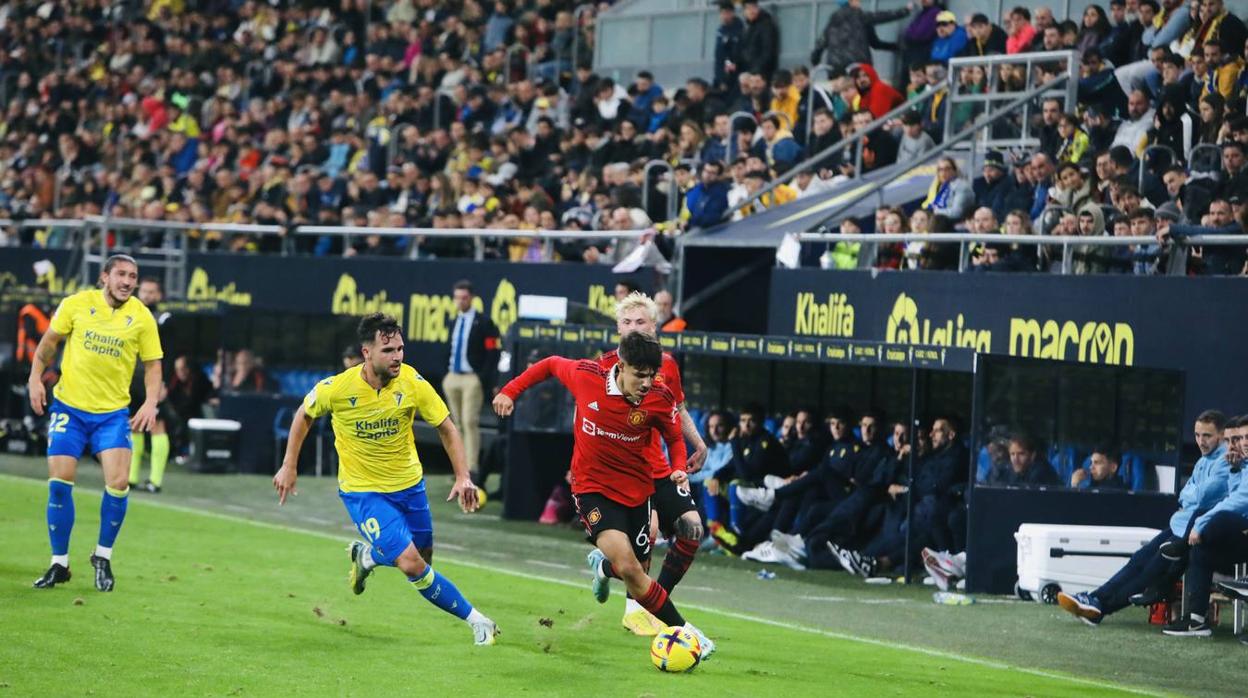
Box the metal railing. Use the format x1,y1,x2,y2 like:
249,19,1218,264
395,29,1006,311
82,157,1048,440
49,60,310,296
791,231,1247,275
805,73,1072,234
726,86,942,221
943,50,1078,148
642,159,679,224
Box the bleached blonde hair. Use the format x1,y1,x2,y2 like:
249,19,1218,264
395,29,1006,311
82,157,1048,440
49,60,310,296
615,291,659,324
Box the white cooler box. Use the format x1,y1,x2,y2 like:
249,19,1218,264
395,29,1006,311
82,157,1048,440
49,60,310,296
1015,523,1160,604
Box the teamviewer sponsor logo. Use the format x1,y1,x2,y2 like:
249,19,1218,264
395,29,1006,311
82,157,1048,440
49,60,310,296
581,418,643,443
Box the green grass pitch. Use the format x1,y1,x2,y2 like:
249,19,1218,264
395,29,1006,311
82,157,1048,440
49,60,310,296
0,473,1166,697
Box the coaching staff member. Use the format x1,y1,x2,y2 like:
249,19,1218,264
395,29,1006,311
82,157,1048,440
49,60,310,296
444,280,501,478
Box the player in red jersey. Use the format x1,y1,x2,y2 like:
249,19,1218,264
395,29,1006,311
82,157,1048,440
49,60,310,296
607,292,708,635
493,332,715,657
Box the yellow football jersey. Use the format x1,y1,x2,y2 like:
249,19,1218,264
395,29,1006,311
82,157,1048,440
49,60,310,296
304,363,450,493
49,289,163,413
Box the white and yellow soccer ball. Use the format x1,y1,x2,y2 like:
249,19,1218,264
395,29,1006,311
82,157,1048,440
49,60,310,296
650,626,702,673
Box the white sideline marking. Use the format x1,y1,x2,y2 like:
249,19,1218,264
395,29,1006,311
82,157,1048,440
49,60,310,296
0,474,1165,698
526,559,572,570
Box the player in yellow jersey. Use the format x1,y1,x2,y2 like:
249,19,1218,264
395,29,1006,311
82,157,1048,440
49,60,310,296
27,254,164,592
273,313,499,645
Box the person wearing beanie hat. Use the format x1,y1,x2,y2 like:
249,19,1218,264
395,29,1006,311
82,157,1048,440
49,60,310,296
973,151,1017,222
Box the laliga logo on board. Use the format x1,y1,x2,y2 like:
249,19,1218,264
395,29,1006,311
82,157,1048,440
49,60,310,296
884,293,993,352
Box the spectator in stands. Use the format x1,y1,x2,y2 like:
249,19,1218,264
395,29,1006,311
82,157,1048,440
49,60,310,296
654,290,687,333
1056,113,1094,166
792,67,836,145
1202,38,1244,101
445,280,502,479
685,161,731,229
973,151,1016,222
810,0,912,78
714,1,745,95
1196,0,1248,66
1163,165,1214,224
1166,415,1248,637
1109,209,1164,274
992,209,1042,271
1072,445,1129,490
930,11,969,65
1078,49,1128,119
1114,93,1156,159
1167,197,1248,275
1034,6,1058,34
739,0,780,82
1196,93,1227,146
1038,98,1064,159
851,64,904,119
759,115,803,174
1077,5,1113,56
1058,410,1231,625
897,111,936,164
1050,162,1097,213
1149,82,1195,156
921,157,973,220
1006,7,1039,54
739,169,797,217
1219,141,1248,201
901,0,946,71
963,13,1008,56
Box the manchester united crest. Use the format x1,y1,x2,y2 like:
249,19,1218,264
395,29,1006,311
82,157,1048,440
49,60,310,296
653,373,665,385
628,409,646,426
587,508,602,525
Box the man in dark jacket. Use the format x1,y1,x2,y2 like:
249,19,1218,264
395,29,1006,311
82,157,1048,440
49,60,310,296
738,0,780,81
973,150,1016,222
810,0,910,78
989,434,1060,487
684,161,731,229
960,13,1008,56
713,1,745,95
725,403,789,485
444,280,502,480
908,416,969,555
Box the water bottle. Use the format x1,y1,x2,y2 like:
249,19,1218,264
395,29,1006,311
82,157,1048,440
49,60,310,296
933,591,974,605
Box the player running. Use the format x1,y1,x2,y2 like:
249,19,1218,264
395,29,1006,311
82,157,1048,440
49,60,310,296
273,313,499,646
493,332,715,657
28,254,164,591
606,292,708,635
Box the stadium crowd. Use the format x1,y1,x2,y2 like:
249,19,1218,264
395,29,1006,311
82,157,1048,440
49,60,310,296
0,0,1245,274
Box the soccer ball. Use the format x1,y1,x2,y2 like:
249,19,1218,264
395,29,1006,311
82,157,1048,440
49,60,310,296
650,626,702,672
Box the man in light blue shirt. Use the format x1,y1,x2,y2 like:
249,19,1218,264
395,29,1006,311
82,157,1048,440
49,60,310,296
690,411,734,536
1165,416,1248,637
1058,410,1230,626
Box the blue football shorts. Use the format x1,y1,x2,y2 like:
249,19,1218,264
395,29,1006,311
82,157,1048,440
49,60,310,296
46,399,132,458
339,480,434,565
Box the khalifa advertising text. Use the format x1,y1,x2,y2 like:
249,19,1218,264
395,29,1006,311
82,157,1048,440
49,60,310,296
0,251,651,345
769,270,1243,423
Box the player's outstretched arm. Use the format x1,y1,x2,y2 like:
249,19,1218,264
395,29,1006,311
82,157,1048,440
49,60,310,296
25,329,64,416
679,405,708,474
493,356,575,417
274,404,314,505
130,359,163,432
435,417,480,513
